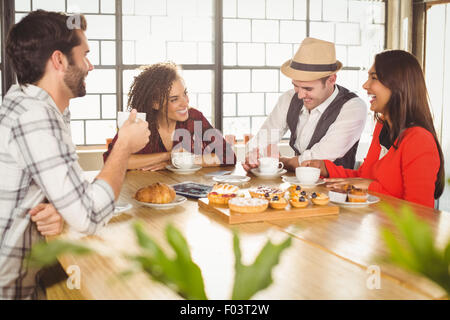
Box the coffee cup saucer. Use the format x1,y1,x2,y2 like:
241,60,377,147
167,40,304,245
166,164,202,175
281,175,325,187
250,168,287,179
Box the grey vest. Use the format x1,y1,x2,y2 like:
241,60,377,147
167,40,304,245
287,85,359,169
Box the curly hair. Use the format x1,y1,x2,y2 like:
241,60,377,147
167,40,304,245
127,62,180,134
6,10,87,85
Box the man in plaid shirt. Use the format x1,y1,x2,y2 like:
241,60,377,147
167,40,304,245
0,11,150,299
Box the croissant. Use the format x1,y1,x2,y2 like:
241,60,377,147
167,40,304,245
134,183,176,204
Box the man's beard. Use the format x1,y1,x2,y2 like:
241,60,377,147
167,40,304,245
64,62,87,98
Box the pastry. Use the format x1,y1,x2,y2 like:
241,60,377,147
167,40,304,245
288,184,302,197
207,183,240,205
228,197,269,214
249,186,285,200
348,188,368,203
269,195,288,210
134,183,176,204
310,192,330,205
289,195,309,208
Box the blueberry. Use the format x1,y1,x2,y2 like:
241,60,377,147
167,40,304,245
296,185,301,190
311,192,317,198
301,191,306,196
299,196,306,202
273,196,279,201
264,193,270,198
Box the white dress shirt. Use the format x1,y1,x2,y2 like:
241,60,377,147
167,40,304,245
248,86,367,163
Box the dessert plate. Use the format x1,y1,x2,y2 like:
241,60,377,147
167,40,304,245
136,195,187,210
114,203,133,215
166,164,202,175
213,175,251,184
282,176,325,187
330,195,380,207
250,168,287,179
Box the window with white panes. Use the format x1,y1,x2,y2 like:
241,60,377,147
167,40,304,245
12,0,385,145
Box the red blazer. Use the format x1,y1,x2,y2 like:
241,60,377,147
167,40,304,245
324,121,440,208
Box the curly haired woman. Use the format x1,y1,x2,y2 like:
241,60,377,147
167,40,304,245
104,62,236,170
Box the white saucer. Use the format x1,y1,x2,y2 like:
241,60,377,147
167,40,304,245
213,175,251,184
136,195,187,210
330,195,380,207
114,203,133,215
282,176,325,187
251,168,287,179
166,164,202,175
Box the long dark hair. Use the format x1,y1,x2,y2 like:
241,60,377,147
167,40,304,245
374,50,445,199
127,62,180,135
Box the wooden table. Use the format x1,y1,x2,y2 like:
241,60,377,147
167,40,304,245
50,166,450,300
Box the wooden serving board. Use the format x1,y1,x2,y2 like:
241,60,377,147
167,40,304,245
198,198,339,224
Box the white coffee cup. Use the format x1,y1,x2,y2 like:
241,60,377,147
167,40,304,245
117,111,147,129
295,167,320,184
258,157,284,174
171,151,196,169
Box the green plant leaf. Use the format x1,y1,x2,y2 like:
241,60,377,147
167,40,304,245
26,240,92,268
131,221,207,300
231,230,292,300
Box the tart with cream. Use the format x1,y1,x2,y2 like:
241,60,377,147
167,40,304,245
310,192,330,206
249,186,285,200
269,195,288,210
207,183,240,205
289,195,309,208
228,197,269,214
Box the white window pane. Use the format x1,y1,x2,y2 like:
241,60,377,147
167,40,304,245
265,93,280,115
135,0,166,15
223,94,236,116
252,20,279,43
252,70,279,92
122,0,134,14
183,17,213,42
102,95,116,119
347,46,364,68
322,0,348,22
167,0,197,16
86,69,116,93
223,0,237,17
33,0,65,11
224,70,251,92
294,0,307,20
266,0,293,20
237,43,265,66
151,16,182,41
123,70,141,95
338,70,359,94
86,15,115,40
15,0,31,11
167,42,197,64
373,2,385,24
349,1,371,23
335,45,347,67
101,41,115,65
197,93,212,118
310,0,322,21
101,0,115,14
69,95,100,119
181,70,212,93
136,39,166,64
198,0,214,17
70,121,84,145
123,16,150,41
251,116,267,135
266,43,292,66
85,120,117,144
280,21,306,43
223,19,251,42
88,41,100,65
237,0,265,19
310,21,335,43
15,13,27,23
280,71,292,91
122,41,136,65
223,117,250,140
335,23,360,45
199,42,213,64
67,0,99,13
224,43,237,66
237,93,264,116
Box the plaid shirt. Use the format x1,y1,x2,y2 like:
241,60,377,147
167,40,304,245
0,84,115,299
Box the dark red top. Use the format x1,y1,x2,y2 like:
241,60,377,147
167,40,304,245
324,121,440,208
103,108,236,166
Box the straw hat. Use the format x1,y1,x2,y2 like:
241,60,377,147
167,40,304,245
281,37,343,81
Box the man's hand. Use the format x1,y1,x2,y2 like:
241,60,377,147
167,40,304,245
29,203,64,236
280,156,300,172
300,159,329,178
242,148,259,172
118,109,151,154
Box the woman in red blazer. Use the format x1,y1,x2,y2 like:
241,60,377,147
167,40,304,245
302,50,445,208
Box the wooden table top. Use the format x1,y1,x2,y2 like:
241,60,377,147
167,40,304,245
51,165,450,300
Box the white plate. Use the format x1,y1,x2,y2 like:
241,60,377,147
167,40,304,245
330,195,380,207
166,164,202,175
114,203,133,215
213,175,251,184
250,168,287,179
282,176,325,187
136,195,187,210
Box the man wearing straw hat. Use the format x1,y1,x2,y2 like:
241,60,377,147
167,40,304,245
244,37,367,172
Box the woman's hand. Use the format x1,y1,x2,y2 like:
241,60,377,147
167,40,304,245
325,178,373,190
140,160,170,172
300,160,329,178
